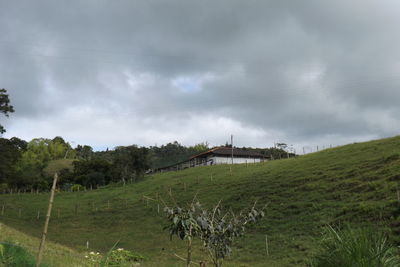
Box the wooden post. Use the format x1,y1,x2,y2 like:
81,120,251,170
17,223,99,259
37,210,40,220
36,172,58,267
265,235,269,256
107,200,110,209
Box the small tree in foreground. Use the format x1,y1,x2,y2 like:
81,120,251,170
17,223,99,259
164,199,265,267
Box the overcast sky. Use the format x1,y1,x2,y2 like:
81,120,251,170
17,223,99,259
1,0,400,152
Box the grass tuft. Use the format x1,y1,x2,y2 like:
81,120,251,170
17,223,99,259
310,226,400,267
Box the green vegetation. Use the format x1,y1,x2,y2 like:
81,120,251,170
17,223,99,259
0,88,14,134
0,136,400,266
310,226,400,267
164,200,265,266
0,241,39,267
0,223,84,267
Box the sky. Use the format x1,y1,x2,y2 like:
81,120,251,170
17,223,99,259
1,0,400,152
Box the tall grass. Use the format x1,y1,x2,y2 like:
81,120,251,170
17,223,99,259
310,226,400,267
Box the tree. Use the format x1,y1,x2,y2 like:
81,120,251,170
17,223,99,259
164,200,265,267
75,144,93,160
0,137,26,186
113,145,150,184
73,159,111,188
0,88,15,134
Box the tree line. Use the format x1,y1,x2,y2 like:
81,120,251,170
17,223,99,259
0,88,291,191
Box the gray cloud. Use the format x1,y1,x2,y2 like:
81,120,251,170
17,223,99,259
1,0,400,150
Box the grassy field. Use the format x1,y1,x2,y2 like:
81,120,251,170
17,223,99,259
1,136,400,266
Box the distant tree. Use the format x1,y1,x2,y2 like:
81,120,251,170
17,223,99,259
0,88,15,134
149,141,208,169
0,138,26,186
113,145,150,184
75,144,93,160
190,142,209,152
73,159,112,187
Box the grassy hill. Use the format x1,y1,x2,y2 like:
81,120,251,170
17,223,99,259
0,223,85,266
1,136,400,266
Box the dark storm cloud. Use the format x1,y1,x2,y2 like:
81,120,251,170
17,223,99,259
1,0,400,147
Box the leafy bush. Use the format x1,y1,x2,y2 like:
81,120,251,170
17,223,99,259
71,184,84,192
309,225,400,267
105,248,144,266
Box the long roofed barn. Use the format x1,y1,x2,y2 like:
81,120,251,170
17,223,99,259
155,147,265,172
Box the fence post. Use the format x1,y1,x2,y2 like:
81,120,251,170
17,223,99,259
36,172,58,267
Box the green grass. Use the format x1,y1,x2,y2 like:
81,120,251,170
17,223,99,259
1,136,400,266
309,226,400,267
0,223,85,267
0,241,38,267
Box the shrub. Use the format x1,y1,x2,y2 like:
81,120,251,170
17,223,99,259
85,248,144,267
105,248,144,266
309,225,400,267
71,184,84,192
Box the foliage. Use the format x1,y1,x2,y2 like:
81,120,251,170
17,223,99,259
73,160,111,188
85,248,143,267
149,141,209,169
105,248,144,266
112,145,150,184
71,184,85,192
0,88,14,134
11,137,76,189
0,137,26,186
164,200,265,266
309,225,400,267
85,251,102,266
75,145,93,160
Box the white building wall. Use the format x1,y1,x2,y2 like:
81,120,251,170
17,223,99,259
208,156,261,165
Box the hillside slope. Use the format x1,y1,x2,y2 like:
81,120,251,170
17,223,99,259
0,223,85,266
1,136,400,266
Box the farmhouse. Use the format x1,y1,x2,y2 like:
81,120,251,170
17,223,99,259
155,147,265,172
